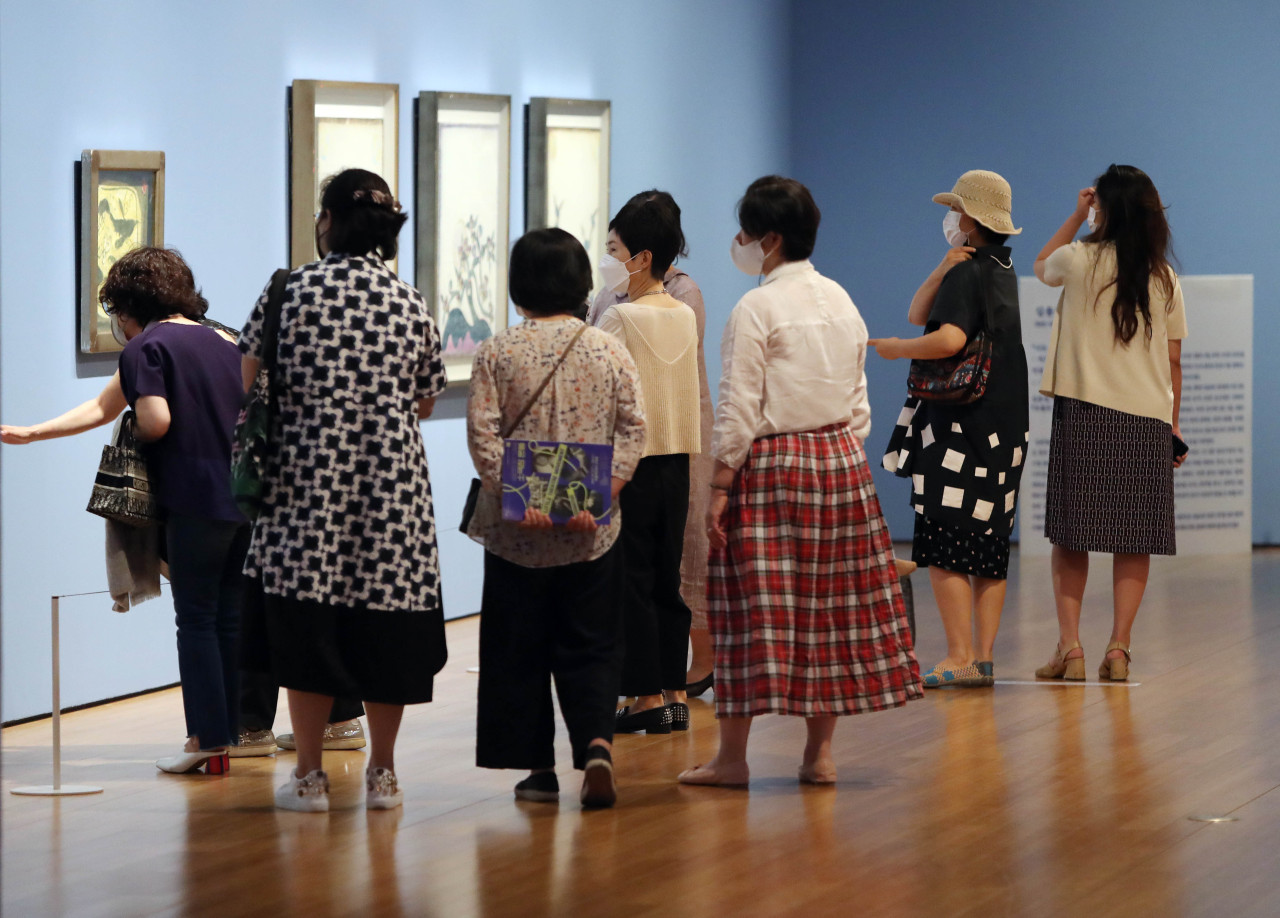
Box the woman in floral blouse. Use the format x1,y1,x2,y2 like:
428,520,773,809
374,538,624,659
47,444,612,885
467,227,645,808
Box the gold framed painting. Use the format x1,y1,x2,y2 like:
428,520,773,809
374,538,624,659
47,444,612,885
290,79,399,269
79,150,164,354
525,98,611,291
416,91,512,387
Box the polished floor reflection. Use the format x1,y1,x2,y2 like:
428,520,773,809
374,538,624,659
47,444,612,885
4,549,1279,917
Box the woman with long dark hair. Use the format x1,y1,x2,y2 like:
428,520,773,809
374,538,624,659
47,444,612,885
1034,164,1188,682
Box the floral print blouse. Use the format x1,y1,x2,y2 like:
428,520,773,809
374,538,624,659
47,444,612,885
466,317,646,568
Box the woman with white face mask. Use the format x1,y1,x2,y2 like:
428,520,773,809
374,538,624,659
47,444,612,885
589,191,718,700
680,176,921,787
870,170,1029,689
595,195,702,736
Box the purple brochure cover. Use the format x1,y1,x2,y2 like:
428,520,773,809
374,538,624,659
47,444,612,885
501,440,614,525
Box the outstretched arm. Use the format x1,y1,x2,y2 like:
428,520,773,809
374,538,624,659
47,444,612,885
868,324,968,361
1,372,127,443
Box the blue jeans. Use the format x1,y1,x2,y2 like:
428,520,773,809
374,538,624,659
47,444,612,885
166,513,250,749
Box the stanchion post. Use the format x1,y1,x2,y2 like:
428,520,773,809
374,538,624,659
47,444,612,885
52,595,61,790
9,593,104,796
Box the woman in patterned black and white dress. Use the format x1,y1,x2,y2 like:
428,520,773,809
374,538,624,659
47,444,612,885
239,169,448,812
873,171,1029,689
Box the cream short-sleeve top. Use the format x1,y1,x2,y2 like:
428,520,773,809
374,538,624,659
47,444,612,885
1039,241,1188,424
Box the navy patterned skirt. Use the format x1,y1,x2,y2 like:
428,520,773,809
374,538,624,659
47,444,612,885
912,514,1011,579
1044,397,1175,555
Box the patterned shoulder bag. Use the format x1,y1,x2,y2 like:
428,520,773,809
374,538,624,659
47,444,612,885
906,256,996,405
86,411,160,526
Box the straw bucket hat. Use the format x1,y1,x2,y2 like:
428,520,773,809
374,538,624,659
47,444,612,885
932,170,1021,235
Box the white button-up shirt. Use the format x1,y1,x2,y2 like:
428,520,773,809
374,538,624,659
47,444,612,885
712,260,871,469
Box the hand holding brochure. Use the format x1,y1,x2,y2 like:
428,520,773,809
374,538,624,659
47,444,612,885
501,440,613,525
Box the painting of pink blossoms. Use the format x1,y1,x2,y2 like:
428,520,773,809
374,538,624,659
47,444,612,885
440,214,496,357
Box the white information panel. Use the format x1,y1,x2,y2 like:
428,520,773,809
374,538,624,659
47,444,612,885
1017,275,1252,557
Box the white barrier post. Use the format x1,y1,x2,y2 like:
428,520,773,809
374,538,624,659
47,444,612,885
11,595,105,796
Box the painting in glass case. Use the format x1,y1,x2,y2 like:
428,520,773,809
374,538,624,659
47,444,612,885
79,150,165,354
290,80,399,269
416,91,511,387
525,98,611,292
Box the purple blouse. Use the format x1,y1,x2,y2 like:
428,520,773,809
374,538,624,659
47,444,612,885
118,321,246,522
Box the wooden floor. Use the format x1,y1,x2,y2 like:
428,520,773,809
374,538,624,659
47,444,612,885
4,548,1280,918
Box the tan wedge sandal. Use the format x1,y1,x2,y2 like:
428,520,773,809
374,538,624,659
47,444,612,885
1098,642,1131,681
1035,641,1086,680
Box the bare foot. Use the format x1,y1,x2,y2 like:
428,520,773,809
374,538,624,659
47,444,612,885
798,761,837,784
678,759,749,786
621,695,666,715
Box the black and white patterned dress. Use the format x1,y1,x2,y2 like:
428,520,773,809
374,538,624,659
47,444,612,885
240,253,448,702
882,247,1029,579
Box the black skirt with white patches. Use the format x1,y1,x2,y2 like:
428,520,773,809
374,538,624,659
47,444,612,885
883,396,1028,540
1044,396,1175,555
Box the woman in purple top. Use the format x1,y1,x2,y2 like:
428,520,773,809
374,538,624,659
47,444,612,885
2,247,247,775
107,247,250,775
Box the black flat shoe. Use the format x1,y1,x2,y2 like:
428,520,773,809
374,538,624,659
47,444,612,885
580,746,616,808
514,771,559,803
615,704,672,734
685,671,714,698
668,702,690,731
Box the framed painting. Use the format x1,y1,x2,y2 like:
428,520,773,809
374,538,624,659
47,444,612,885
525,98,611,290
79,150,165,354
289,79,399,269
416,91,512,387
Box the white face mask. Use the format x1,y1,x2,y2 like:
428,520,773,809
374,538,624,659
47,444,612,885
1086,207,1098,232
109,313,130,347
731,236,772,276
598,253,639,293
943,211,968,248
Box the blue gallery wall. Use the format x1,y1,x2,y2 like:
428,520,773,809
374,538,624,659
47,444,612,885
0,0,791,721
789,0,1279,545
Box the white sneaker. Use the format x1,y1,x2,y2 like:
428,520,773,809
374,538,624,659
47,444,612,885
275,769,330,812
366,767,403,810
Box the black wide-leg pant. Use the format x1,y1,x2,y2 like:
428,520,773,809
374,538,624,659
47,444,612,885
618,453,692,696
476,544,622,771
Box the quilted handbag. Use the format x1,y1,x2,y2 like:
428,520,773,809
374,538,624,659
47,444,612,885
230,268,290,519
86,411,159,527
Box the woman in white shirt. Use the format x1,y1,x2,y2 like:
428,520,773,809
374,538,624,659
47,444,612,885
678,176,921,788
1033,164,1187,682
597,195,702,735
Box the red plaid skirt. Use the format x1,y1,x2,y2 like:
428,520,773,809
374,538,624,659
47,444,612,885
708,424,922,717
